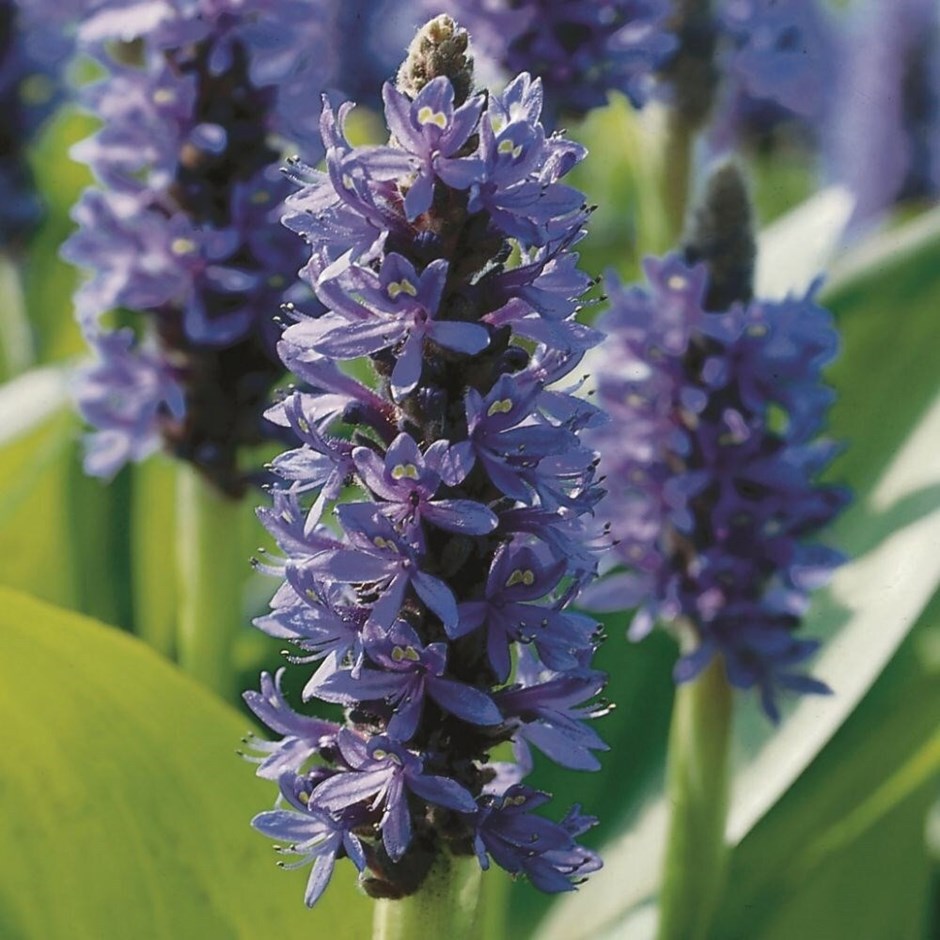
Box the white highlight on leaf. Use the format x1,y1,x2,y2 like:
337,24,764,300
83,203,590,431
0,366,69,447
729,388,940,842
755,186,855,300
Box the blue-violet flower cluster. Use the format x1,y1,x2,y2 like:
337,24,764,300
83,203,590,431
63,1,342,493
710,0,835,150
428,0,676,119
586,253,849,721
245,16,608,906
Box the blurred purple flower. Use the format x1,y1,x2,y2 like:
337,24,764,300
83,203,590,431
429,0,675,120
64,2,338,492
828,0,940,226
0,0,71,247
586,254,849,720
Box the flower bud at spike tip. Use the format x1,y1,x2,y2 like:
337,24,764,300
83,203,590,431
397,15,474,105
682,161,755,311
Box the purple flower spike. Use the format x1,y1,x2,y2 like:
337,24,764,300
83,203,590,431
63,0,417,493
587,253,849,720
62,2,333,492
0,2,71,248
248,16,607,905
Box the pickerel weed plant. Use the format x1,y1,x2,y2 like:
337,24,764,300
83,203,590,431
0,0,67,252
583,163,850,940
587,164,849,720
61,0,363,693
63,0,337,491
243,15,611,919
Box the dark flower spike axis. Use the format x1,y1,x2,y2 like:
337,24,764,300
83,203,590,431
0,0,70,250
662,0,836,145
247,15,608,907
63,1,340,494
586,165,849,722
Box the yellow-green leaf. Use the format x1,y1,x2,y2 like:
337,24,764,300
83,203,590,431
0,587,373,939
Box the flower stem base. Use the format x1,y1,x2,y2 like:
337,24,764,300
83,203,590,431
656,653,733,940
373,852,483,940
176,463,245,698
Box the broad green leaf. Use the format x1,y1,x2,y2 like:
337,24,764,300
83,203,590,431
713,598,940,939
540,203,940,940
0,367,77,608
0,587,372,940
754,186,854,300
0,366,134,626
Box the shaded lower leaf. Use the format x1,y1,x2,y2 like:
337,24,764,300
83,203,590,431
712,595,940,939
0,587,372,939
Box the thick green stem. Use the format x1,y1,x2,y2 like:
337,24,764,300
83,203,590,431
373,852,484,940
656,654,733,940
175,463,245,698
133,456,178,658
661,110,695,247
0,252,34,379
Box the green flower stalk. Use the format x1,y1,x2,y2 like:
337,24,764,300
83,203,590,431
657,652,732,940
